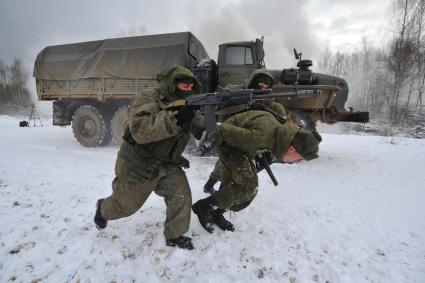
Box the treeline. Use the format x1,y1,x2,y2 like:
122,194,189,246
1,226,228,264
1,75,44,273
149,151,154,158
0,58,32,106
319,0,425,127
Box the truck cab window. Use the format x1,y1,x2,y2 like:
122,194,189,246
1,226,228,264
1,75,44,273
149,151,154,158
225,46,253,65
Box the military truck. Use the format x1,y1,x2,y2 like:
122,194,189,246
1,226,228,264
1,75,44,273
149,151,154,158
33,31,368,147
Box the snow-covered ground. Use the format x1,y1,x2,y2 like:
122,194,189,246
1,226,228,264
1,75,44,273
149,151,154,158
0,115,424,283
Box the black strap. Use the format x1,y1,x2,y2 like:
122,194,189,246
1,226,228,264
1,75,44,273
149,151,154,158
250,103,286,124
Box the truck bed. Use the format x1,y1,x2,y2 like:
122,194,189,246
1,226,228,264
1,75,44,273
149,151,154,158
36,78,158,101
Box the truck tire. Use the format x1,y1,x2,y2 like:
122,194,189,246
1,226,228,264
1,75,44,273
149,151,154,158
111,106,129,145
72,105,112,147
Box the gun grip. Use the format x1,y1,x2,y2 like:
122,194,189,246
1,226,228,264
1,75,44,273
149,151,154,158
204,105,218,135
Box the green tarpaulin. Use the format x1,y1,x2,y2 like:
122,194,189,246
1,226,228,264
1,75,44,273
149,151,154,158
33,32,209,80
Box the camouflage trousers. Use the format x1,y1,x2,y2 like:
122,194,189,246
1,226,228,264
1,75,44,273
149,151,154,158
208,159,222,182
212,147,258,212
101,156,192,240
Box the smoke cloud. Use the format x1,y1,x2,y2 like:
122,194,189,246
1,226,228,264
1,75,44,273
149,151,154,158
188,0,318,69
1,0,388,104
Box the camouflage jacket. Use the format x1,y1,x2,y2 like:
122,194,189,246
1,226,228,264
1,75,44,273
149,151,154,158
117,66,204,182
218,110,299,158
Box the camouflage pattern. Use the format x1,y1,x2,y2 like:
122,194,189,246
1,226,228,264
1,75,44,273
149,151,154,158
246,69,275,89
101,66,203,240
217,69,289,120
212,110,299,210
209,69,290,182
212,146,258,211
207,159,222,183
217,110,298,157
263,100,289,119
249,69,290,120
291,130,322,160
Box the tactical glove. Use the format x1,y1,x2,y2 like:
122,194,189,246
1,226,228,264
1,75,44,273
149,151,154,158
174,105,195,127
180,156,190,169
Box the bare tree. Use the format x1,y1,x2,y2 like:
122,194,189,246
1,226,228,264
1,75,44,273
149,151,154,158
319,0,425,129
0,60,9,103
414,0,425,111
8,58,30,105
0,57,32,106
319,36,389,115
385,0,419,122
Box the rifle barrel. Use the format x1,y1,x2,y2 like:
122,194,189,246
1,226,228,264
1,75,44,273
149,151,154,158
253,90,320,100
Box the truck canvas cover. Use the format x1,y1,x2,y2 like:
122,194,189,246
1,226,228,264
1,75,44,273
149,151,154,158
33,32,209,80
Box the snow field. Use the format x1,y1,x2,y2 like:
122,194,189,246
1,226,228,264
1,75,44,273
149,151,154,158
0,116,424,282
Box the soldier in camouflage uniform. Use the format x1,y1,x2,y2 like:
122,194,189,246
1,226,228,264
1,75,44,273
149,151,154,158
218,69,289,119
94,66,204,250
202,69,290,194
247,69,290,118
193,110,322,233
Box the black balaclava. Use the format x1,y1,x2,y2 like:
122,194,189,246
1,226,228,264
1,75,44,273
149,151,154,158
252,75,273,89
174,77,194,99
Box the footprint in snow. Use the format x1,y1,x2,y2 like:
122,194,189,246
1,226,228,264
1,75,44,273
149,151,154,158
9,242,36,254
152,248,168,263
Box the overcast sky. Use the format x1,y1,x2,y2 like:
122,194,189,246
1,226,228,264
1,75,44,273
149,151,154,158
1,0,391,75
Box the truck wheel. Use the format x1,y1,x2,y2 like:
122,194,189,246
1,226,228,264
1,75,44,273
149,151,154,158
111,106,129,145
288,110,317,131
72,105,112,147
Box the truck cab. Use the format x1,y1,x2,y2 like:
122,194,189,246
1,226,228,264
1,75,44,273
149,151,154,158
217,38,265,87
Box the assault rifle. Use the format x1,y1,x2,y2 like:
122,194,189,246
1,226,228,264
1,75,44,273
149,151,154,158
164,87,319,187
181,87,320,135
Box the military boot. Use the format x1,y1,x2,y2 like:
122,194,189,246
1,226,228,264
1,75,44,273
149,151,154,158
166,236,194,250
192,196,216,233
212,208,235,232
94,199,107,230
203,177,218,194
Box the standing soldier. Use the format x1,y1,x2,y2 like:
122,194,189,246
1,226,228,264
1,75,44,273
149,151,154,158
202,69,290,193
94,66,204,250
193,110,322,233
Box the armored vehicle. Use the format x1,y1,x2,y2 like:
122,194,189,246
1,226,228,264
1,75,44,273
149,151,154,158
34,32,368,147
